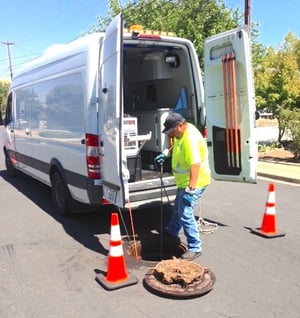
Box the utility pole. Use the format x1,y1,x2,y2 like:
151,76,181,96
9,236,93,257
2,41,14,80
244,0,251,36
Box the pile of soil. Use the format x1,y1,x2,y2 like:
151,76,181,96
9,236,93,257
258,148,300,164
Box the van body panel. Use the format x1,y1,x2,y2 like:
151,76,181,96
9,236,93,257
3,35,103,206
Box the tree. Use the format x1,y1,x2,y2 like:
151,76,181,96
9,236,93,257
0,80,10,119
279,108,300,159
87,0,242,68
254,33,300,144
289,109,300,159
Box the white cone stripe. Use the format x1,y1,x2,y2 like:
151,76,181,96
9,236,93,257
109,244,124,257
267,192,275,203
266,206,276,215
110,224,121,241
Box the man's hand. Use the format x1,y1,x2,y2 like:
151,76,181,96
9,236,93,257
154,153,166,165
182,187,196,206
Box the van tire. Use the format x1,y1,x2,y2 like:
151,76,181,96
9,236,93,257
51,171,71,215
4,150,18,177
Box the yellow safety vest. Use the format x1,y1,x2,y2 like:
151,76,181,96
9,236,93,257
172,123,211,188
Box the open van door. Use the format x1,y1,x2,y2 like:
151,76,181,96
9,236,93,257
204,26,257,183
99,13,128,207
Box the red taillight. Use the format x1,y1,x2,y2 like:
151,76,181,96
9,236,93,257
202,127,207,139
86,134,101,179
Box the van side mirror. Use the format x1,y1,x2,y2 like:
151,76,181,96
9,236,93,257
4,93,13,126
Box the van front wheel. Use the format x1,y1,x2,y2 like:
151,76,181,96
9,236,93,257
4,150,18,177
51,171,71,215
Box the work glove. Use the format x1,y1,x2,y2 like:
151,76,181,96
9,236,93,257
154,148,170,165
182,188,196,207
154,153,166,165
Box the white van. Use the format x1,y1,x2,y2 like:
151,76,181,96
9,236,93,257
2,14,257,214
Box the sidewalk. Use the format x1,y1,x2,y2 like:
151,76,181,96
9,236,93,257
257,160,300,184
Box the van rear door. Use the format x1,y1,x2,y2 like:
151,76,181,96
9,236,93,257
204,26,257,183
99,13,127,207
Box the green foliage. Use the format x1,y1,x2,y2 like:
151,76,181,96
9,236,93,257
254,32,300,150
0,80,10,115
87,0,242,68
279,108,300,158
258,141,281,153
289,111,300,159
254,33,300,114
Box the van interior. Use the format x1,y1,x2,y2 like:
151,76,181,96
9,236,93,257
122,41,200,182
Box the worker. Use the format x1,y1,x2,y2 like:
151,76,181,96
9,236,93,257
155,112,211,260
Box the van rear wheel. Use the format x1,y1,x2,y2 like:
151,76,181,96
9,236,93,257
51,171,71,215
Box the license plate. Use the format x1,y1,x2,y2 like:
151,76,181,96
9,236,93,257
105,186,117,204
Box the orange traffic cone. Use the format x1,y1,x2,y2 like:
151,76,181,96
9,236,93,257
251,183,285,238
96,212,138,290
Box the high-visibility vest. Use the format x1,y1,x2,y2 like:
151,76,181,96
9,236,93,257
172,123,211,188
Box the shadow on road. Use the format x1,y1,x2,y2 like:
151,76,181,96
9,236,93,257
0,169,173,256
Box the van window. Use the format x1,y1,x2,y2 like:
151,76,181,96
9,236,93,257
14,73,85,139
15,88,32,129
40,74,84,134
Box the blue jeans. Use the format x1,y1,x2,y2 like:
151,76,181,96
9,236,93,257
167,187,207,252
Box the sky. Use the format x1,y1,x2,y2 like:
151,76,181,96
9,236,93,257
1,0,300,80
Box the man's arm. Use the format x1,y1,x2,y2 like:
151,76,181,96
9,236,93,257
188,162,201,189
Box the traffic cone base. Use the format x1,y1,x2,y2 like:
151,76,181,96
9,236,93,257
250,227,286,238
251,183,286,238
96,272,138,291
96,212,138,290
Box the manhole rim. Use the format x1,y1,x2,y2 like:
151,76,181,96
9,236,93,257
143,264,216,299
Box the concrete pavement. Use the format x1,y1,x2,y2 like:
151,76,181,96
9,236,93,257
257,159,300,184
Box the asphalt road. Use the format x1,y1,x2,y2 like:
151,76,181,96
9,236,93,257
1,132,300,317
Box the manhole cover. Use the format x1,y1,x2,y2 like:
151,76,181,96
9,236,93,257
127,237,187,261
144,259,216,299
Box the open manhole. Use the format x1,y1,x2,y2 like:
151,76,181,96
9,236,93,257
127,236,187,261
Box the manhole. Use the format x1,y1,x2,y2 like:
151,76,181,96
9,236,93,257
143,259,216,299
127,237,187,261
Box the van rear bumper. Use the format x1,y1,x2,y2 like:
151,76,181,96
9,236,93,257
87,179,103,205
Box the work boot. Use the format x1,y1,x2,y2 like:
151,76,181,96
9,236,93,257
180,250,201,261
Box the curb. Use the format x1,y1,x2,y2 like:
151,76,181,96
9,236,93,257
257,171,300,184
257,159,300,184
258,158,300,167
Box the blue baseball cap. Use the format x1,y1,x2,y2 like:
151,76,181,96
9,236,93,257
162,112,185,134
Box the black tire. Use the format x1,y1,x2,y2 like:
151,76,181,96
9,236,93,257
51,171,72,215
4,150,18,177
